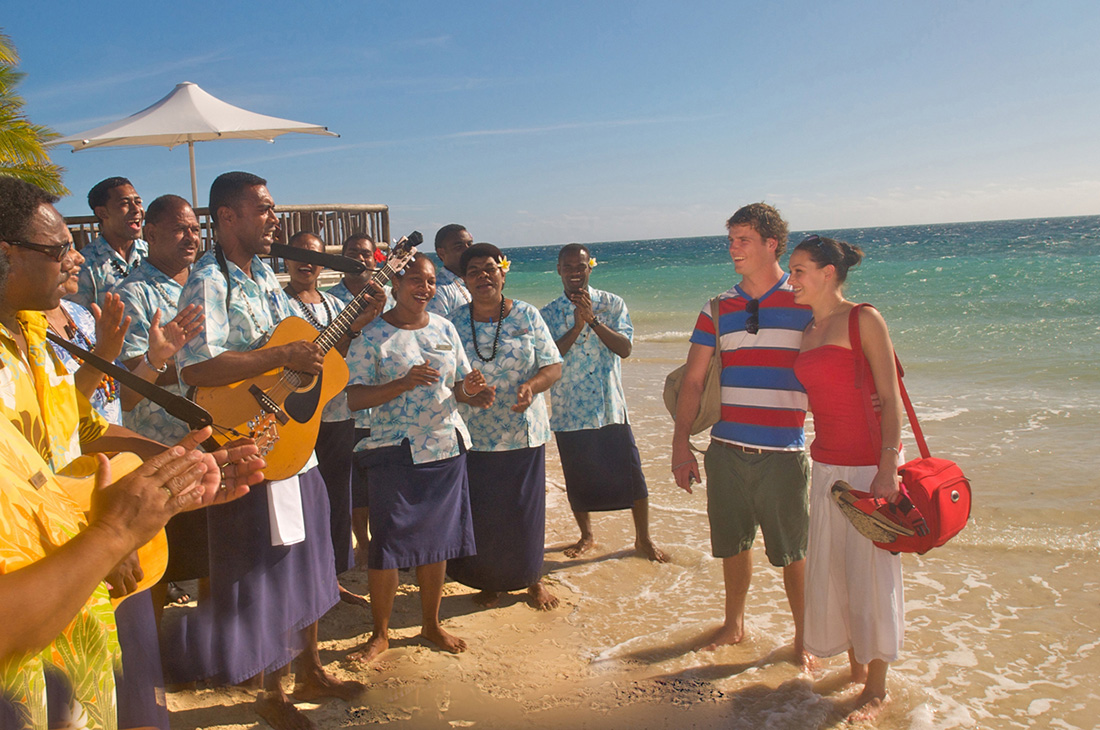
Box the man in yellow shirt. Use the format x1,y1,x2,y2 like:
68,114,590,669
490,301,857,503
0,176,264,729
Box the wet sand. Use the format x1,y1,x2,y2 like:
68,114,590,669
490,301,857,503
166,342,1100,729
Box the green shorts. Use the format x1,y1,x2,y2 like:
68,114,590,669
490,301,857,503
703,441,809,567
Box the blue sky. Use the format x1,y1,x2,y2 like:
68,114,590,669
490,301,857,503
6,1,1100,246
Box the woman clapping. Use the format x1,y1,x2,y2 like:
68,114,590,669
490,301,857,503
445,243,563,610
345,253,489,662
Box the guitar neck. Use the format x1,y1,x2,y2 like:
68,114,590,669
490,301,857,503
313,264,396,352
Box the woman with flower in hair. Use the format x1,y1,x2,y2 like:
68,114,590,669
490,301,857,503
446,243,563,609
788,234,905,722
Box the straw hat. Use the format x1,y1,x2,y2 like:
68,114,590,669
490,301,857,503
830,480,916,543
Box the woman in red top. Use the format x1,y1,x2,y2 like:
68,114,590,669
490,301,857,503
789,235,905,723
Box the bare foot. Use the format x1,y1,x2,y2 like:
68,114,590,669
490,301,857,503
635,538,669,563
420,626,467,654
255,692,314,730
527,581,559,610
849,665,868,685
694,622,745,651
845,688,888,723
338,584,369,608
346,633,388,665
472,590,501,608
294,668,365,702
563,536,596,558
799,650,820,673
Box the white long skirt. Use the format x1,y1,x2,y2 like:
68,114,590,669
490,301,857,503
804,461,904,664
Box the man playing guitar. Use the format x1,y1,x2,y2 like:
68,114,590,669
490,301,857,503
174,172,378,729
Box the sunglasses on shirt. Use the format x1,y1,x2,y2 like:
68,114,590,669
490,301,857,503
745,298,760,334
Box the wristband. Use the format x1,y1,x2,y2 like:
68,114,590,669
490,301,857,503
143,351,168,373
461,380,474,398
882,446,899,454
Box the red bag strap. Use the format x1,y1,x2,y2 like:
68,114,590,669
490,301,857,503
849,304,931,460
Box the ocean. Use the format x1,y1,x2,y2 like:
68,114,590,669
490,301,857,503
495,215,1100,729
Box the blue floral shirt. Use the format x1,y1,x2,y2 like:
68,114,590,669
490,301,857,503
286,289,351,423
115,260,190,444
347,314,471,464
67,234,148,309
447,300,561,452
426,265,469,317
52,300,124,426
540,286,632,432
176,250,293,379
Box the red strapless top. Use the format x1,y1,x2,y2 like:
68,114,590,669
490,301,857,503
793,345,880,466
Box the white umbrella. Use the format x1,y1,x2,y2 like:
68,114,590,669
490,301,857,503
52,81,339,206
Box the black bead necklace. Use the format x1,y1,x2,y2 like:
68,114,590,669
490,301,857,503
470,296,506,362
287,287,333,330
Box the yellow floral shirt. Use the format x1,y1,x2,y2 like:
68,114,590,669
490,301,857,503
0,312,107,472
0,416,119,730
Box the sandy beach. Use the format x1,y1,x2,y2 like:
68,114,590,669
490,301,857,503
163,336,1100,730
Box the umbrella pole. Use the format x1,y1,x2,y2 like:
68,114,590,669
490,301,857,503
188,141,198,208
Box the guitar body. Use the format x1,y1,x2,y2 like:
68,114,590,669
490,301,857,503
57,452,168,608
192,316,350,481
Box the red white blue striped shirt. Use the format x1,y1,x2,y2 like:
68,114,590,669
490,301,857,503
689,274,812,450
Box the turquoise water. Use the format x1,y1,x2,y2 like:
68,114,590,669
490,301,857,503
502,216,1099,377
493,216,1100,729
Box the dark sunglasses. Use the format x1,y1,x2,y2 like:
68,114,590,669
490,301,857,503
745,298,760,334
8,239,73,262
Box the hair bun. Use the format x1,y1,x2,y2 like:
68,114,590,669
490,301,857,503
841,242,864,269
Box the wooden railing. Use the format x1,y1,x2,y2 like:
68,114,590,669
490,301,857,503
65,203,390,282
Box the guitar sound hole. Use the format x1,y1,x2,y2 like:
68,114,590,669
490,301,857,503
286,369,315,390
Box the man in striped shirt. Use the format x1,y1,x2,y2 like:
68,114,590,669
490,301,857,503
671,203,814,667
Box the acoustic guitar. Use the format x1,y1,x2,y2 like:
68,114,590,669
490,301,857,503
57,452,168,608
191,233,420,480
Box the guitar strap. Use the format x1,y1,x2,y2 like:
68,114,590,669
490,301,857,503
45,331,220,451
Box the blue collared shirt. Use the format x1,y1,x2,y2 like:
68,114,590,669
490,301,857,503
176,250,293,379
116,260,190,443
540,286,632,432
426,265,469,317
68,234,148,309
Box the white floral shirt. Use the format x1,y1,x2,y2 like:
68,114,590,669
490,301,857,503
116,259,191,444
540,286,632,432
426,265,469,317
347,314,472,464
448,300,561,452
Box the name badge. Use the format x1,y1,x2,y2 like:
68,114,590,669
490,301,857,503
29,470,47,490
434,344,453,351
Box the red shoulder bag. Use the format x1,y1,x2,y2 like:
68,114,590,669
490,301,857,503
849,304,972,554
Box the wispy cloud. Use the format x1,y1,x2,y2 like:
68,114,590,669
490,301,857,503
396,35,452,49
211,112,720,167
441,114,720,139
354,75,514,94
26,49,231,103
